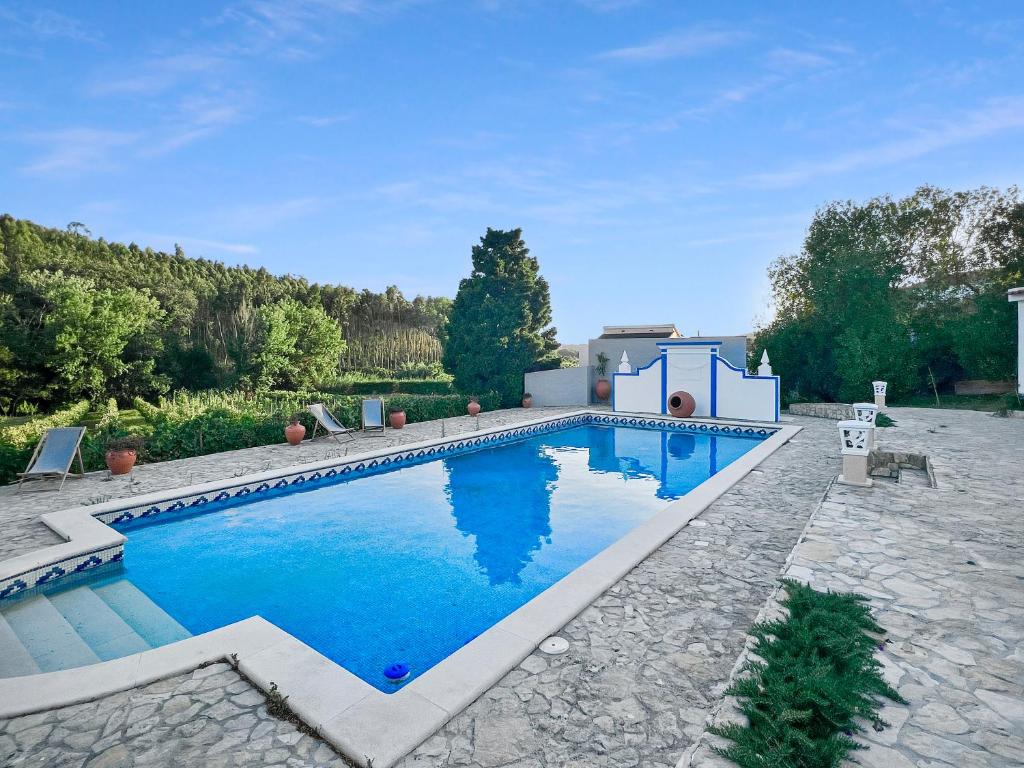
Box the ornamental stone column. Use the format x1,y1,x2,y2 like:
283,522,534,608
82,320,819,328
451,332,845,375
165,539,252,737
837,420,873,487
1010,287,1024,395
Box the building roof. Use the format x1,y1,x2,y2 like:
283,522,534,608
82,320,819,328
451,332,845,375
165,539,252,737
598,324,681,339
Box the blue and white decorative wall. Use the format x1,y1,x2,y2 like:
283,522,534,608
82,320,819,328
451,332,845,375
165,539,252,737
612,341,780,422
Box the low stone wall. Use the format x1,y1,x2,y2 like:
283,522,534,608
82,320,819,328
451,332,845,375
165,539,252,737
788,402,854,420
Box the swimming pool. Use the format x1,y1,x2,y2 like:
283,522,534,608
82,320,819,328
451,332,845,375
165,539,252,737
1,420,765,691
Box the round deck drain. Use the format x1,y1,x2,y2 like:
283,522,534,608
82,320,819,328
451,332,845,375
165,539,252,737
539,636,569,655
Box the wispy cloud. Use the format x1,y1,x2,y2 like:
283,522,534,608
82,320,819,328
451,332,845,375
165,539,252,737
217,197,330,229
295,113,352,128
598,24,748,62
743,96,1024,188
21,128,139,176
89,53,225,96
0,6,102,45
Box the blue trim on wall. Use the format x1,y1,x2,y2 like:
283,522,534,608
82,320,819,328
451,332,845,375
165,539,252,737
714,357,781,422
709,350,718,417
656,340,723,347
660,349,667,414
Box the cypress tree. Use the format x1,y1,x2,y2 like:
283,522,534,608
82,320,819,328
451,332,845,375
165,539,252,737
443,228,559,406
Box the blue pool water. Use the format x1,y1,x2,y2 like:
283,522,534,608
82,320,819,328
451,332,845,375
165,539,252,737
50,425,762,690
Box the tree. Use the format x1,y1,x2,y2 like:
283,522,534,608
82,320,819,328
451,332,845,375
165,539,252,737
21,270,167,401
443,228,559,405
248,298,345,390
753,186,1021,403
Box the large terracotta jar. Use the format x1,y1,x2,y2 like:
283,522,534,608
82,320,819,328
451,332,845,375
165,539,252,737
667,390,696,418
594,379,611,401
388,409,406,429
285,421,306,445
522,394,533,408
467,398,481,416
105,449,137,476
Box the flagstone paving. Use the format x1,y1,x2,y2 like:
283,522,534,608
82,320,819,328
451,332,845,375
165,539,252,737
683,408,1024,768
1,406,1021,768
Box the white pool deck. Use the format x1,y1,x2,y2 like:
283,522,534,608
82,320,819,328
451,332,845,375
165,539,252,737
0,408,797,767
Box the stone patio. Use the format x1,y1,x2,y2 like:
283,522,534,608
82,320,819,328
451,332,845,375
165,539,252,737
1,406,1021,767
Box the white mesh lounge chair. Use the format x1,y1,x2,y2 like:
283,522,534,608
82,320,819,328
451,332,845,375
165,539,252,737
306,403,356,443
362,399,385,433
18,426,87,491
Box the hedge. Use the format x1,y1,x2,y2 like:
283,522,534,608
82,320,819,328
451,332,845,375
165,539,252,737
130,390,501,465
0,400,91,484
320,379,454,396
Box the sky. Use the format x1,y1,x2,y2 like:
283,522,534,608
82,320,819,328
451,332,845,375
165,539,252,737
1,1,1023,342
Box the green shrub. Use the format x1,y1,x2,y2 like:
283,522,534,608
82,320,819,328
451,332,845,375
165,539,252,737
0,400,91,484
710,580,905,768
321,379,454,396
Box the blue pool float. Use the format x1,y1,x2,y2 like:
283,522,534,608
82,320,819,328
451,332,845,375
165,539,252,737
384,663,410,682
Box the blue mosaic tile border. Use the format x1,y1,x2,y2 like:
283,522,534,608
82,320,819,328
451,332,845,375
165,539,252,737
0,545,123,601
0,413,775,600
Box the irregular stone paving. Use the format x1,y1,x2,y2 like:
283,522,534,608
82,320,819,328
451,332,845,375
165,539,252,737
396,416,839,767
1,662,351,767
0,408,839,767
685,408,1024,768
0,406,580,561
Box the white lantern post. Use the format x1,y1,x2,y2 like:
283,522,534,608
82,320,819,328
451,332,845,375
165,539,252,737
837,419,873,487
1010,287,1023,395
852,402,879,448
872,380,887,408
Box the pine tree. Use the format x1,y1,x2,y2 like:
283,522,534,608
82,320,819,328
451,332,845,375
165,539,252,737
442,228,559,406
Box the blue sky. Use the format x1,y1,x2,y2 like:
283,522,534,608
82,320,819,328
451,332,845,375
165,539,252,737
2,1,1022,342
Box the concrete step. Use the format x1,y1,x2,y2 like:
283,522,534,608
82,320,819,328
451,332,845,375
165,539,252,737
91,581,191,647
48,586,151,660
0,610,41,678
1,594,101,673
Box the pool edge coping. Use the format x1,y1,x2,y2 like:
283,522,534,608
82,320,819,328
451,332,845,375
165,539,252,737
0,411,800,767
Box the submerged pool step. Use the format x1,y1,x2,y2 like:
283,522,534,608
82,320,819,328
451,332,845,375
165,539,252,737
91,581,191,647
0,580,192,678
0,611,41,678
48,587,151,661
1,594,101,673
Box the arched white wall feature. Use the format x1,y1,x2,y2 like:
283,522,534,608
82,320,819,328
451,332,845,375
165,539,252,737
617,350,631,374
612,341,780,422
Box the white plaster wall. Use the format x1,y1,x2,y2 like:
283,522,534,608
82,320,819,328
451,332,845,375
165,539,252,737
613,358,662,413
664,348,712,417
715,360,778,421
524,367,591,406
1016,296,1024,395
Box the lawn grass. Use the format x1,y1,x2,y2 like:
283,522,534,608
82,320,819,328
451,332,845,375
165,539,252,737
710,580,905,768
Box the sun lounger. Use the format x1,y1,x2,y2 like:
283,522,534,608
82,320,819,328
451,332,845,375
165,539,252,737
306,403,356,443
18,427,87,491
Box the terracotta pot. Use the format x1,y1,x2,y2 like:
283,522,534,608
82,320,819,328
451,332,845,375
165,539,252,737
522,396,533,409
105,449,137,476
667,390,696,418
467,400,481,417
388,410,406,429
594,378,611,401
284,422,306,446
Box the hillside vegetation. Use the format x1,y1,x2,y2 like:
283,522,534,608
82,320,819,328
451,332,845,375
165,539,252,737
0,216,450,412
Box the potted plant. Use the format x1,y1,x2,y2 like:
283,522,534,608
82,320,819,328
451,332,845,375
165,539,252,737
594,352,611,401
284,414,306,445
388,406,406,429
106,435,144,476
522,392,533,408
467,396,481,416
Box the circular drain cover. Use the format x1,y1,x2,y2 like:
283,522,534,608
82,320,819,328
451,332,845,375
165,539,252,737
539,636,569,655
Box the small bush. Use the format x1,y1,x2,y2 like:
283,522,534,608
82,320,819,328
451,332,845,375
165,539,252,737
875,412,896,428
710,580,905,768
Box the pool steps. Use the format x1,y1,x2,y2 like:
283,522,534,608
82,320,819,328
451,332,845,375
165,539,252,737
0,582,189,678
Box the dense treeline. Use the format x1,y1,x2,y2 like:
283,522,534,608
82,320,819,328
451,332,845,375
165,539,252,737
751,186,1022,403
0,216,450,411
